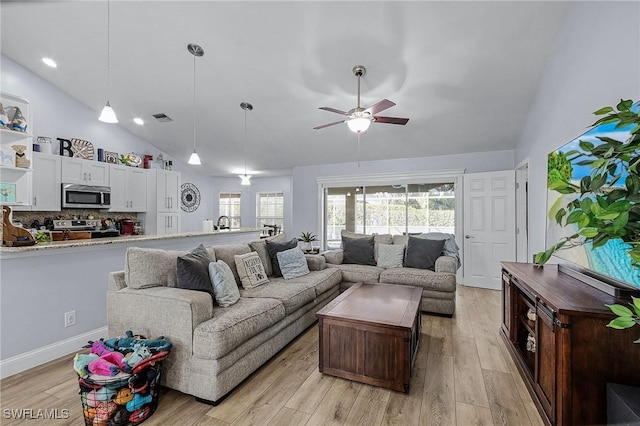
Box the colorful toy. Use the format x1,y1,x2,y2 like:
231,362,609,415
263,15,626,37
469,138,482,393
83,407,96,421
74,353,99,378
86,340,114,356
94,400,117,421
123,344,151,371
88,351,125,376
109,408,131,426
104,330,172,352
129,406,152,423
113,388,133,405
131,350,170,374
85,387,116,408
126,393,153,412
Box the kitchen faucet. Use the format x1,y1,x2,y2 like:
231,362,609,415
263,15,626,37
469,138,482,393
217,216,230,230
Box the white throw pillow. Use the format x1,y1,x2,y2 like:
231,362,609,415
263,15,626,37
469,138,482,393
234,252,269,289
376,243,405,268
277,247,310,279
208,261,240,307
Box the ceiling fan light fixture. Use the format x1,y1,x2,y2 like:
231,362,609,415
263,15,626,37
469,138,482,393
239,174,252,186
347,116,371,133
99,101,118,123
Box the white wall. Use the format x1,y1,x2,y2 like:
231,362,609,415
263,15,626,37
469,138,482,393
515,1,640,256
291,150,515,239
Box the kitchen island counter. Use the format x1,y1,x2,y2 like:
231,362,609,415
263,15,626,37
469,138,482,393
0,228,262,256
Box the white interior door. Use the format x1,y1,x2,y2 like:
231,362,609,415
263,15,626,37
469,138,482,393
463,170,516,289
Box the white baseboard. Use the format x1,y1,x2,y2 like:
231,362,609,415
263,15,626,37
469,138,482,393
0,327,108,379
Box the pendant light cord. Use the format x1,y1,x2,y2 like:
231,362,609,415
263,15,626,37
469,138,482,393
193,53,196,151
244,108,248,176
106,0,110,99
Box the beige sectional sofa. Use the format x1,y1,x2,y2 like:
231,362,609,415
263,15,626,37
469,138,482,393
107,241,341,404
323,233,458,316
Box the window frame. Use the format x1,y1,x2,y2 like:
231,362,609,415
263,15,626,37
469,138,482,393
218,191,242,228
318,170,464,250
255,191,284,230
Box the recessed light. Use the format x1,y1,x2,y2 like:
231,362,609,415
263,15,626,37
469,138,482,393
42,57,57,68
133,117,144,125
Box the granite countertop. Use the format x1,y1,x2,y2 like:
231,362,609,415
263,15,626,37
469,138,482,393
0,228,262,253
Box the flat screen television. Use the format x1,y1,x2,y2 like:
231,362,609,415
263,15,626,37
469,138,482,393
545,101,639,296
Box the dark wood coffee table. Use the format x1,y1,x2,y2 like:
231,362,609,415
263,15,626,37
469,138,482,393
316,282,422,392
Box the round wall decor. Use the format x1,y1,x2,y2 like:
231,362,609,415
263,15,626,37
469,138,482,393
180,182,201,212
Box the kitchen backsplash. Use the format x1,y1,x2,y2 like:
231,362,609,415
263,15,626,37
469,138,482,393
13,209,138,229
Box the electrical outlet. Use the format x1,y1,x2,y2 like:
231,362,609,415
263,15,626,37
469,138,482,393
64,310,76,328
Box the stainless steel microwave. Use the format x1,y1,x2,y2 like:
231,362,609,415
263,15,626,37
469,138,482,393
62,183,111,209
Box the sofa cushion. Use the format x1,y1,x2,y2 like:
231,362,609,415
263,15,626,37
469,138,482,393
326,263,384,283
342,235,376,266
277,267,342,297
208,261,240,307
266,238,298,277
125,247,190,288
193,297,285,360
234,252,269,289
249,233,288,277
212,244,251,286
392,234,409,246
404,236,445,270
176,245,215,298
277,248,310,279
377,243,405,268
379,267,456,292
239,281,316,315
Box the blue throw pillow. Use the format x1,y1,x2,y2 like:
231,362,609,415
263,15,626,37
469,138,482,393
276,247,310,279
208,260,240,307
266,238,299,277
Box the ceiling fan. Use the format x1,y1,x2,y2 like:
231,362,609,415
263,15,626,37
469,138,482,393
314,65,409,133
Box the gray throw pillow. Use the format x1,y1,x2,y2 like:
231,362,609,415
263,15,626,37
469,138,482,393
176,244,214,299
266,238,299,277
342,235,376,266
404,236,445,270
208,261,240,307
377,243,405,268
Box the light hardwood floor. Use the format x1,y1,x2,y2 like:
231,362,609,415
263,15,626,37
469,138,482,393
0,285,544,425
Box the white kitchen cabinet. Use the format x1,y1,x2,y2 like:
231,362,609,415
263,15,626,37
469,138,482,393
61,157,109,186
156,213,180,235
139,168,181,235
0,93,33,208
155,169,180,212
26,153,61,211
109,165,147,212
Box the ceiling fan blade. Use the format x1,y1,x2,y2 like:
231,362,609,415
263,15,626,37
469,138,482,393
319,107,348,115
363,99,396,115
313,119,346,130
373,116,409,125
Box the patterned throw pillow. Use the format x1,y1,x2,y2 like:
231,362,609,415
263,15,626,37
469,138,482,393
234,252,269,289
208,261,240,307
276,247,310,279
377,243,405,268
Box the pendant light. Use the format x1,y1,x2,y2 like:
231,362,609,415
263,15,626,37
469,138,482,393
98,0,118,123
239,102,253,185
187,43,204,165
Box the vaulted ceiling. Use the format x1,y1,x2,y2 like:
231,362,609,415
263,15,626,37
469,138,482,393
1,1,569,177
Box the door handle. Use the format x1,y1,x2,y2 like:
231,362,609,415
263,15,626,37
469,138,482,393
465,235,474,239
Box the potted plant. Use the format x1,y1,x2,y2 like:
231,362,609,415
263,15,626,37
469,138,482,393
534,99,640,269
298,232,317,253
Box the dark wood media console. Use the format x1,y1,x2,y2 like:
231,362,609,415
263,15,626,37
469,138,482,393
500,262,640,425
